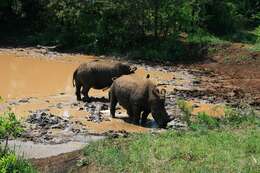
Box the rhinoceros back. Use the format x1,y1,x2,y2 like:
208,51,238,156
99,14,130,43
77,61,120,89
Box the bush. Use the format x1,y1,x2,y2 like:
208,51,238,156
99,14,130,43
0,111,23,155
0,153,36,173
0,110,36,173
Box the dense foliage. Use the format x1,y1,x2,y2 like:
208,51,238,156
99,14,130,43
0,111,23,155
0,153,36,173
0,111,36,173
0,0,259,59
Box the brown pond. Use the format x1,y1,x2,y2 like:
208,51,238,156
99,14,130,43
0,52,226,134
0,53,171,134
0,54,79,98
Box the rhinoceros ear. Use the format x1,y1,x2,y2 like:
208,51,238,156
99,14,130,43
160,88,166,96
152,87,160,96
130,66,137,72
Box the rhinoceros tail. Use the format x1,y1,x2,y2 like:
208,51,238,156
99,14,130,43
72,69,78,87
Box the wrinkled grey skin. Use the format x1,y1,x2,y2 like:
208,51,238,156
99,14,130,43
109,75,170,128
73,61,137,102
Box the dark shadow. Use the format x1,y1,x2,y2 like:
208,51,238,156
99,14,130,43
220,31,258,44
113,116,159,129
88,97,109,103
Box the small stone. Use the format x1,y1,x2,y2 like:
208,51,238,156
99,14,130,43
19,98,30,103
56,103,63,109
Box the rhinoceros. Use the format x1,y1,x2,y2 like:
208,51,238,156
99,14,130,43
73,61,137,102
109,74,170,127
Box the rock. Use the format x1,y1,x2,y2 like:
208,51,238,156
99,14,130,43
72,102,79,106
101,104,109,110
105,130,129,138
9,100,19,105
167,119,187,129
24,111,88,144
56,103,63,109
103,117,111,121
18,98,30,103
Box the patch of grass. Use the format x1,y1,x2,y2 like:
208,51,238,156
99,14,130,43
176,99,192,126
187,31,228,45
248,26,260,52
83,126,260,173
223,106,259,126
235,56,254,63
250,42,260,52
223,56,232,64
83,102,260,172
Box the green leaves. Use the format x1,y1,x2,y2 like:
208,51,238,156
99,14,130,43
0,153,37,173
0,111,23,141
0,111,23,155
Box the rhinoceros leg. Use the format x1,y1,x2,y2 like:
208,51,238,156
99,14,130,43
75,81,82,101
82,85,91,102
141,110,150,126
132,105,141,125
109,91,117,118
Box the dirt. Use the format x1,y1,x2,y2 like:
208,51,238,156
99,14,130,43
0,45,259,172
197,43,260,107
31,150,83,173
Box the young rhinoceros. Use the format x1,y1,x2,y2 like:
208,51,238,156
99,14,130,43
109,75,170,128
73,61,137,102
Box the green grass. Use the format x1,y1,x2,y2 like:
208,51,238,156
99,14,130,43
83,126,260,173
187,31,229,45
248,26,260,52
82,104,260,172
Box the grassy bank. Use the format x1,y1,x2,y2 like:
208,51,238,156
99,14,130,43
82,107,260,173
83,128,260,172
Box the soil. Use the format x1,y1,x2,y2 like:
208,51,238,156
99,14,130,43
197,43,260,107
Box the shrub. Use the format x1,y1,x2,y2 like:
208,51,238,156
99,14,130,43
177,99,192,126
0,153,36,173
0,111,23,155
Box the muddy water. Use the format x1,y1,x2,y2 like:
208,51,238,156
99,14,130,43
0,54,80,98
0,53,226,128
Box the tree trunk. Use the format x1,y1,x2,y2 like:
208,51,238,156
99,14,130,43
154,1,159,39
